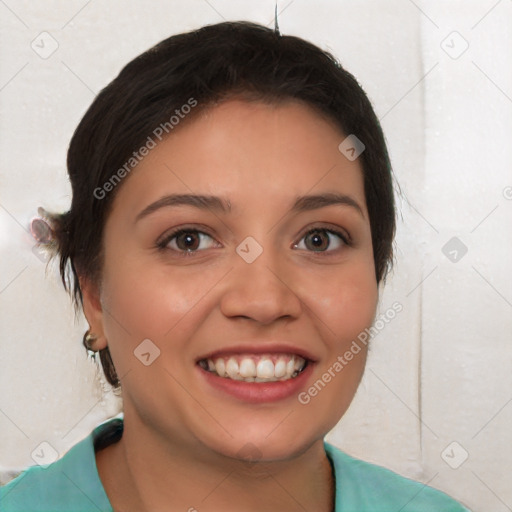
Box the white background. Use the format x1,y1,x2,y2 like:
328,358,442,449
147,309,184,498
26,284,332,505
1,1,511,511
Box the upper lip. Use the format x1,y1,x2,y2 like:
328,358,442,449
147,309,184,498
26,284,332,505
196,343,318,363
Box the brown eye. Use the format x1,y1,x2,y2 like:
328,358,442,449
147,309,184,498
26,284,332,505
294,228,348,253
304,230,329,251
175,231,201,251
159,229,218,253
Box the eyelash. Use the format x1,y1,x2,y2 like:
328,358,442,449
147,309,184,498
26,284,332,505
156,226,352,258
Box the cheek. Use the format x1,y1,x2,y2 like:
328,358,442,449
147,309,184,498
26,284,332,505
98,256,229,379
294,262,376,433
98,265,200,386
101,250,377,348
301,259,378,343
101,257,206,335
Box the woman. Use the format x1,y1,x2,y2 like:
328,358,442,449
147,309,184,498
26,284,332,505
0,21,470,512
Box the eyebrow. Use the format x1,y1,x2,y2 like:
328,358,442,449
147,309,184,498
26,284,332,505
135,192,364,223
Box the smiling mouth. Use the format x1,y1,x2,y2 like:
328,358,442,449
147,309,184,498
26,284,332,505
197,354,309,383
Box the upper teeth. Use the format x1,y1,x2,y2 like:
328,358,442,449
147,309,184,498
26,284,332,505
199,354,307,382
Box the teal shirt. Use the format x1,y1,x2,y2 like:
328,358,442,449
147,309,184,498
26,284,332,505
1,418,471,511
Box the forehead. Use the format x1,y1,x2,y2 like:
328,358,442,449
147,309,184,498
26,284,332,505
109,99,367,218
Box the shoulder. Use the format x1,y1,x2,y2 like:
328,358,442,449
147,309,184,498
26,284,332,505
324,442,472,512
0,419,121,512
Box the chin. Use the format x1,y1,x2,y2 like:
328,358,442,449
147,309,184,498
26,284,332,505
197,418,323,464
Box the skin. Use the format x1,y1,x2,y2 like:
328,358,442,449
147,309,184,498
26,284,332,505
81,98,378,512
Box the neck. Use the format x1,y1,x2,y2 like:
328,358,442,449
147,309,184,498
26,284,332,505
96,413,335,512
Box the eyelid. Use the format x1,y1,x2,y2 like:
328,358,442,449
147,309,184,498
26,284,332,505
295,223,351,245
156,224,219,247
293,226,351,253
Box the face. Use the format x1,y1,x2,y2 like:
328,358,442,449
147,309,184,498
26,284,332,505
83,99,378,462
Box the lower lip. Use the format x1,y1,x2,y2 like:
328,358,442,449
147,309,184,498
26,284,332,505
197,362,314,403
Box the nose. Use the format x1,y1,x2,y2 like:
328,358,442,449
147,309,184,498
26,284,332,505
220,250,303,325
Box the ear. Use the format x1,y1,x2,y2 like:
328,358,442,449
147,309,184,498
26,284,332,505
79,275,108,351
